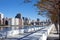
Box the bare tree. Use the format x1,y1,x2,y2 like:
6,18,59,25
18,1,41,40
35,0,59,33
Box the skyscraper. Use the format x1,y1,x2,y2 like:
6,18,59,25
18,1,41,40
15,13,23,27
0,12,4,25
15,13,22,19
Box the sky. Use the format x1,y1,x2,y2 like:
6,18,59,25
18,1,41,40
0,0,48,20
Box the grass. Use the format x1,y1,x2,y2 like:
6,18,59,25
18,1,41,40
0,24,6,26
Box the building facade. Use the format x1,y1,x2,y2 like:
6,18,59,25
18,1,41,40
8,18,23,26
0,12,4,25
8,18,19,25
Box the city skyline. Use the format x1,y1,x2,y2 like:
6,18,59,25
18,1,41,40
0,0,47,20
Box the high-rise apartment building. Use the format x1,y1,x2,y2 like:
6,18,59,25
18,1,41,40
8,18,18,25
0,12,4,25
8,18,23,26
15,13,22,19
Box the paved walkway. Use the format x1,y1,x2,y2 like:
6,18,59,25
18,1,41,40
47,24,59,40
47,34,59,40
0,24,59,40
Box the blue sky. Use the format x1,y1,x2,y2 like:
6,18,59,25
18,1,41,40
0,0,47,20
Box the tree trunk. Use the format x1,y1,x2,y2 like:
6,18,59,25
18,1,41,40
54,22,58,34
